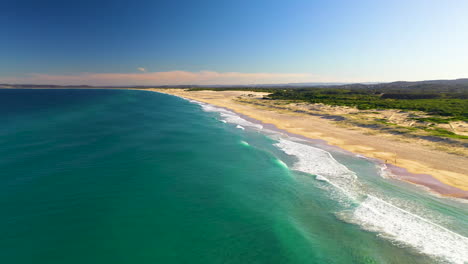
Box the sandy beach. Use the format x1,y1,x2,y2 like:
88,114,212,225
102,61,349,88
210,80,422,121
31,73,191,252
141,89,468,198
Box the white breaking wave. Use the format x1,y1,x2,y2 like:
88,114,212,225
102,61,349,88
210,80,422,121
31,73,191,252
274,138,468,264
220,113,263,129
236,125,245,130
274,138,355,178
240,140,250,146
315,175,329,182
352,195,468,264
275,159,289,169
378,163,392,178
187,99,263,130
274,138,358,201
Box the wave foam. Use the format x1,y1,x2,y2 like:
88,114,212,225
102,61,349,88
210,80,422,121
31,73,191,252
352,195,468,264
240,140,250,147
275,159,289,169
315,175,329,182
274,139,358,200
189,100,263,130
274,138,468,263
274,139,355,179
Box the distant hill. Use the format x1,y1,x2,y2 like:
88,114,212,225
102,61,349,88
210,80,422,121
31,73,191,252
1,78,468,92
335,78,468,93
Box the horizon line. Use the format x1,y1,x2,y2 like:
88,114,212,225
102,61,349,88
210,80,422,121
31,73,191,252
1,77,468,88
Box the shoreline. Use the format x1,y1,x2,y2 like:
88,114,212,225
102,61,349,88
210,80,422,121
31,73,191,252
141,88,468,199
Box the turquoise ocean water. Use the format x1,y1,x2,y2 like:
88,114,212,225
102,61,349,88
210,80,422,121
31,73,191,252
0,89,467,264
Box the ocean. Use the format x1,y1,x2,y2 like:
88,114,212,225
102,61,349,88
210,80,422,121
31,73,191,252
0,89,467,264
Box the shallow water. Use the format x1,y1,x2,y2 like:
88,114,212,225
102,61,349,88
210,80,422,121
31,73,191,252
0,89,466,264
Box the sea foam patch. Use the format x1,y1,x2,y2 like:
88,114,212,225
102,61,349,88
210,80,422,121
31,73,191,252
352,195,468,264
274,138,355,178
274,138,360,202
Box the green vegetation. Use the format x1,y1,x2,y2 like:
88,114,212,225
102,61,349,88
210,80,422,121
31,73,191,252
266,89,468,121
424,128,468,140
411,117,453,124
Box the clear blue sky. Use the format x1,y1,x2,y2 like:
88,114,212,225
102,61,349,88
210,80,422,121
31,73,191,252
1,0,467,85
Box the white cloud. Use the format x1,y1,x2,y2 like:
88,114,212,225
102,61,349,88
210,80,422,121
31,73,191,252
137,67,146,72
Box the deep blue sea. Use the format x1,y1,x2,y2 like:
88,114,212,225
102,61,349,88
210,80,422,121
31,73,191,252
0,89,467,264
